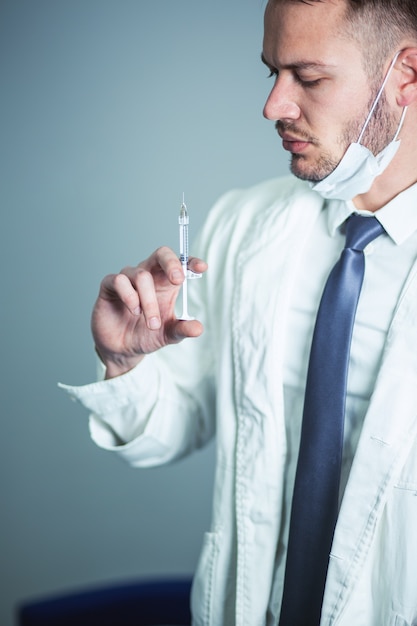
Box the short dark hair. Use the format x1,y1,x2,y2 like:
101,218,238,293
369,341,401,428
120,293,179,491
271,0,417,79
343,1,417,69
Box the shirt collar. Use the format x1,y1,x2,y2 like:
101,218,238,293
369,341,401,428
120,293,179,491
326,181,417,245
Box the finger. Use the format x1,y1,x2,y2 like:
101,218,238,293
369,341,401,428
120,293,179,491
100,273,141,315
144,246,185,285
166,319,204,343
122,267,162,329
188,256,208,274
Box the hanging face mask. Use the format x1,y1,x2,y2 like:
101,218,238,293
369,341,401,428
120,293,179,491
310,52,407,201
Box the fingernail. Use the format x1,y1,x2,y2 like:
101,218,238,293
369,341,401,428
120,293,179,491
133,306,141,316
149,317,160,330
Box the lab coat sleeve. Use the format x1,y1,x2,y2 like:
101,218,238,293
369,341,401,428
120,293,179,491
59,333,215,468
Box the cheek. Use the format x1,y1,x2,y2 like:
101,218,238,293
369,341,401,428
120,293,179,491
304,91,364,148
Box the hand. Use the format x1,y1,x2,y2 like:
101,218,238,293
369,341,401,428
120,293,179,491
91,246,208,378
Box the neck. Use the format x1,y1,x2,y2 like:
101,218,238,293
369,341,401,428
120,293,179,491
353,120,417,212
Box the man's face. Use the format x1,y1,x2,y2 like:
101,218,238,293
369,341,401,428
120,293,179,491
262,0,399,182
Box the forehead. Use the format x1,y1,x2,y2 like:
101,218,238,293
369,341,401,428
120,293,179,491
263,0,361,68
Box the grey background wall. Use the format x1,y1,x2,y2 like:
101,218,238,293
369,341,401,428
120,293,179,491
0,1,289,624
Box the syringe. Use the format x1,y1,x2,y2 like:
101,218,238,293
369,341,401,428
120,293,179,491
178,194,201,320
179,194,193,320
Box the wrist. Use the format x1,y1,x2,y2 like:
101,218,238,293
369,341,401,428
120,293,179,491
95,347,145,380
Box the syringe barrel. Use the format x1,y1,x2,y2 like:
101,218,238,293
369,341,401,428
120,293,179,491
179,202,189,264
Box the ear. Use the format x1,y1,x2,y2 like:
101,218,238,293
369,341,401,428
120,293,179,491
395,48,417,107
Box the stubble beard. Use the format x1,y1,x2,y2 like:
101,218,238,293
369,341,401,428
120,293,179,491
283,92,399,183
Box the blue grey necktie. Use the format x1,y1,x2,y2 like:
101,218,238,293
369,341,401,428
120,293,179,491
278,214,385,626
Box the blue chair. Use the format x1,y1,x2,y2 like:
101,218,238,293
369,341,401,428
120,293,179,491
17,577,193,626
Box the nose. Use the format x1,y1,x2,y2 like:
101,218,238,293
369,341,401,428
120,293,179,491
263,77,301,121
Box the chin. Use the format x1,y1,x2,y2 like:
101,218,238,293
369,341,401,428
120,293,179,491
290,159,319,183
290,154,336,183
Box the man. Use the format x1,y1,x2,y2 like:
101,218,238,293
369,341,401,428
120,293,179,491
61,1,417,624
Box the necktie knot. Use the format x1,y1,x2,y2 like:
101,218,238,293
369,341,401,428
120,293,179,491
345,213,385,251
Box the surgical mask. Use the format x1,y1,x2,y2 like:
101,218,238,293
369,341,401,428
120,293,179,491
310,52,407,201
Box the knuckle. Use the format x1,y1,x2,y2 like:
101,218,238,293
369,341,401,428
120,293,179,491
155,245,171,256
135,268,153,289
155,246,179,266
99,273,116,289
113,272,129,290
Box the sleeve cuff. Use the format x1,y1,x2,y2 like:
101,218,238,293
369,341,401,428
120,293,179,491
58,356,161,449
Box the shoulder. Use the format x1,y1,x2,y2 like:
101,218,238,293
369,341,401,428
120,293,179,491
210,175,310,219
196,175,321,258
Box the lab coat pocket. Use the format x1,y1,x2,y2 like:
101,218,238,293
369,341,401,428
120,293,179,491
391,615,417,626
384,481,417,626
191,530,221,626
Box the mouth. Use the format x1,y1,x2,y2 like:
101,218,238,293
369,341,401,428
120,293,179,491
279,131,312,154
276,120,316,155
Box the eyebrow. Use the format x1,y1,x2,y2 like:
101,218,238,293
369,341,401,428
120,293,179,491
260,52,333,72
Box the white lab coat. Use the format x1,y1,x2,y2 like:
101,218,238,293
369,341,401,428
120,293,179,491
63,177,417,625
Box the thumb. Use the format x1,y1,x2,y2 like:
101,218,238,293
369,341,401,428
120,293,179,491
166,319,204,343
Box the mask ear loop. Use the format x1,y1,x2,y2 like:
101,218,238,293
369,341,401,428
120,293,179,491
357,50,402,145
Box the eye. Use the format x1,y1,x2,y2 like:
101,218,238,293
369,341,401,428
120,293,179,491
267,69,278,79
294,74,322,88
266,68,322,88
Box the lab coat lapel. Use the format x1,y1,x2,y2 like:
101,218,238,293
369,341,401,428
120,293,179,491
322,257,417,623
